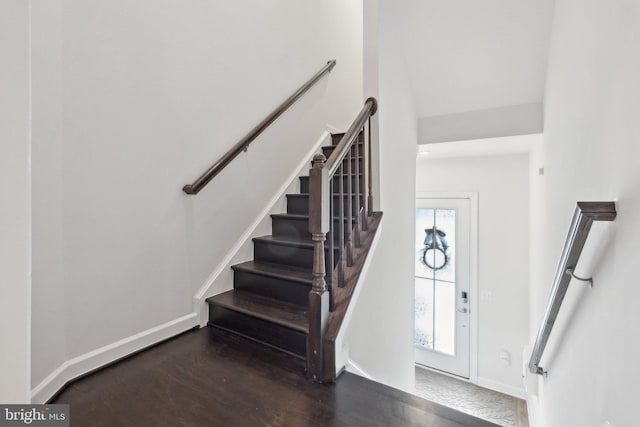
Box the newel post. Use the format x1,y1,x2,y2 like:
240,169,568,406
307,153,330,382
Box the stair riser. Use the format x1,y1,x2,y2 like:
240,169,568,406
322,144,362,158
254,240,337,271
331,134,364,145
299,175,364,194
271,217,354,241
309,157,363,173
208,306,306,358
287,195,363,216
233,269,310,306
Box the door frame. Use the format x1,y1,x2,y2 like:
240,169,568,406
415,192,479,384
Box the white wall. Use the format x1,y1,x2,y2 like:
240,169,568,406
418,103,543,145
363,0,380,211
0,0,32,403
343,0,417,392
30,0,364,397
30,0,67,390
528,138,545,358
395,0,555,118
530,1,640,426
417,154,530,396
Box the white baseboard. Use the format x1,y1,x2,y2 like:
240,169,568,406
476,376,527,400
31,313,198,404
346,358,373,380
526,393,539,427
192,129,331,325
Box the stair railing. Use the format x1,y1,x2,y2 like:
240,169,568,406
183,60,337,195
307,97,378,382
528,202,616,376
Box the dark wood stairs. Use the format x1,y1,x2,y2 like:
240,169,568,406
206,133,382,374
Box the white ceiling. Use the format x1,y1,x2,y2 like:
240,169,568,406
394,0,556,118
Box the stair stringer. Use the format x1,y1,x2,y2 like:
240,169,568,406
331,219,384,377
193,130,332,326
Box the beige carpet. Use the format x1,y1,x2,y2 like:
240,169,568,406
413,366,529,427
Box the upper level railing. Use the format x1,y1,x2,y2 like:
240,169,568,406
183,60,337,195
306,97,378,382
528,201,616,376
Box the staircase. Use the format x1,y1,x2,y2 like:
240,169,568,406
206,133,372,365
178,60,379,380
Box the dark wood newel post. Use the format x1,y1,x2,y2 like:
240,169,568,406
307,153,330,382
366,98,377,217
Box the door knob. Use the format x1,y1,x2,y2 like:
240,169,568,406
457,307,468,314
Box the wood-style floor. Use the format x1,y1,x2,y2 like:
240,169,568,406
53,327,497,427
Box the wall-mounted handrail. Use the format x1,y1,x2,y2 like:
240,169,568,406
306,97,378,382
528,202,616,376
183,60,337,195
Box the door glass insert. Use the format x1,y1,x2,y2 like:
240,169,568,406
415,208,456,355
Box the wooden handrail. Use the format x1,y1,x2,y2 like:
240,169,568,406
306,97,378,382
528,201,616,376
326,97,377,176
183,60,337,195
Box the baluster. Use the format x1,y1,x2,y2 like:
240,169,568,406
354,131,362,248
328,175,335,311
362,121,369,231
367,116,373,217
338,163,346,286
346,147,354,266
307,154,329,382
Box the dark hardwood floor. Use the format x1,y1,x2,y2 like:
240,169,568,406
53,327,497,427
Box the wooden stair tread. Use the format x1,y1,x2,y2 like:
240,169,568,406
271,213,308,219
271,213,357,221
299,173,363,180
253,235,337,251
253,234,314,248
286,194,361,199
231,260,312,284
207,290,308,333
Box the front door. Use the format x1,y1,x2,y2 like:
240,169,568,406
414,197,471,378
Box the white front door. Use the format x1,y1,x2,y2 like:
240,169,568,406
414,197,471,378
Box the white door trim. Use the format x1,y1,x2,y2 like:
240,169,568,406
416,192,478,384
